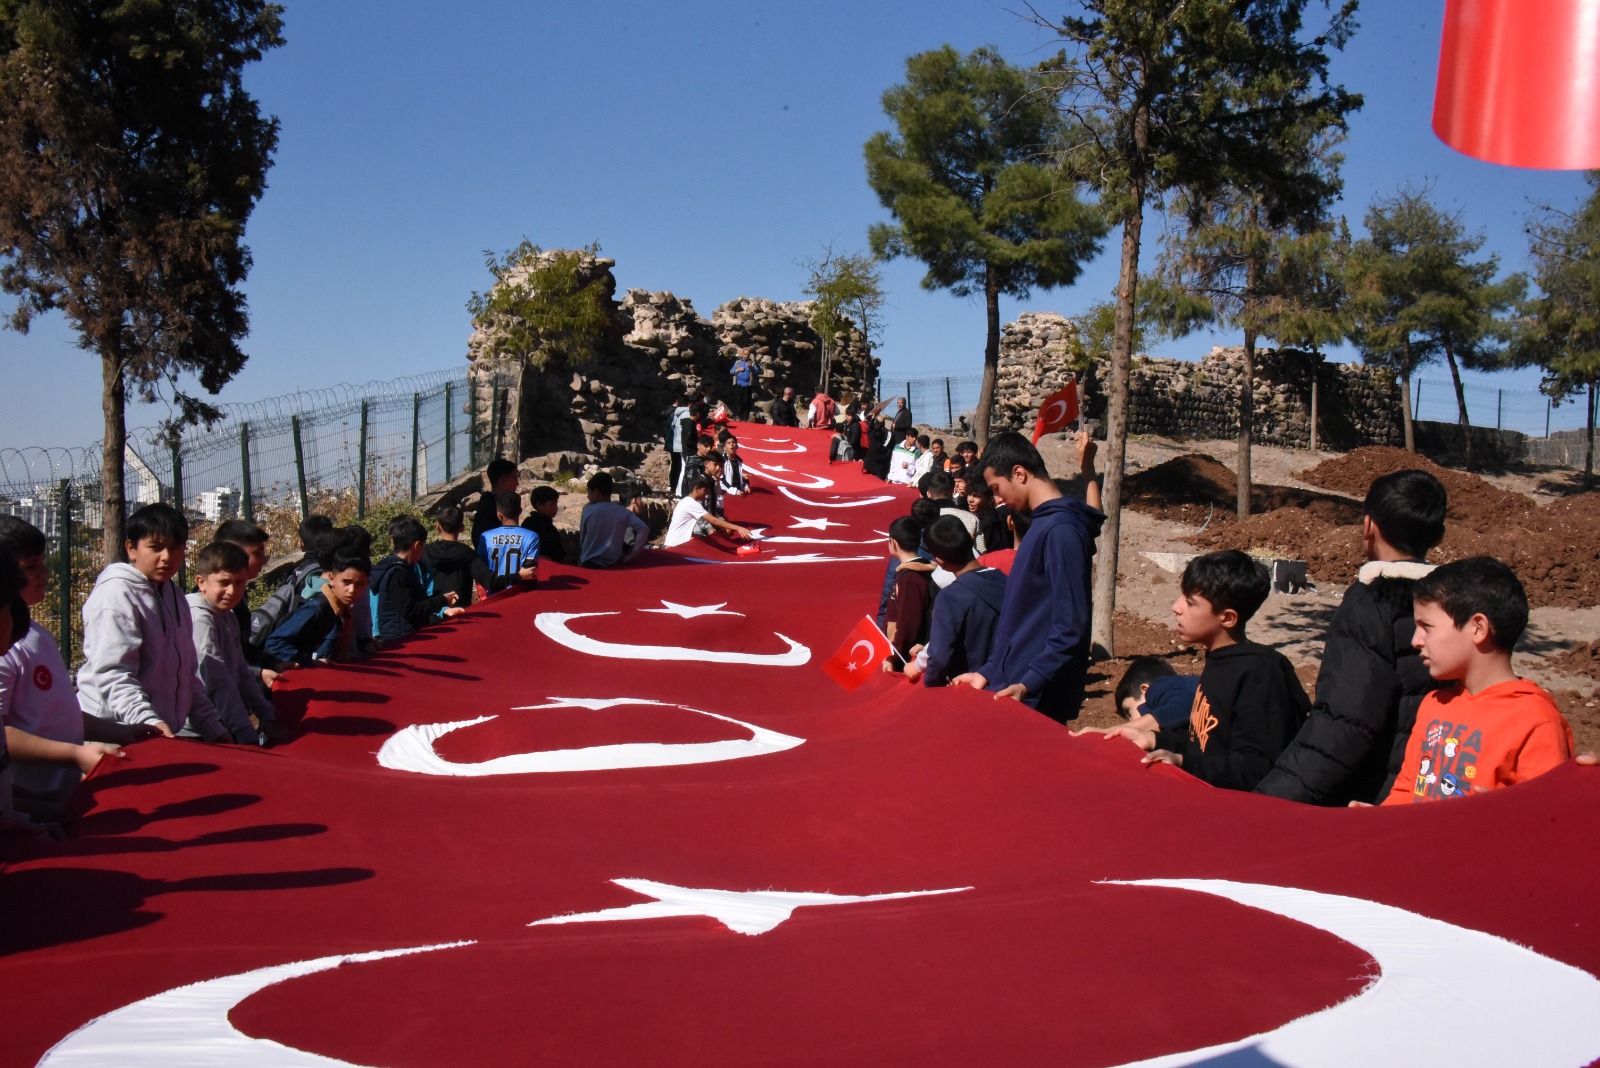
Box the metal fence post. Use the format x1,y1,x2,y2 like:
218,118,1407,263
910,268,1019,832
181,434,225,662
291,414,309,520
905,380,912,410
490,384,505,462
170,440,183,513
1546,397,1553,438
444,381,454,482
467,381,478,470
410,392,421,501
56,478,72,664
1497,389,1503,430
945,377,953,428
1414,380,1423,420
239,422,254,522
357,400,369,521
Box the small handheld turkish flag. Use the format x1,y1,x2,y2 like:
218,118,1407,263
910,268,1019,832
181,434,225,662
1031,380,1080,444
821,615,894,691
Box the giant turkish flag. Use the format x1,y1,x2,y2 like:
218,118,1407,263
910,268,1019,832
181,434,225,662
3,427,1599,1066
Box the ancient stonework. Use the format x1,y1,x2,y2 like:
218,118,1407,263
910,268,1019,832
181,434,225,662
468,253,877,473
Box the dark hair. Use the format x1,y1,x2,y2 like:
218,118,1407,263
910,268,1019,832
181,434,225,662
703,452,724,468
888,515,923,552
931,438,945,449
529,486,559,506
494,491,522,519
957,440,978,455
1180,549,1270,625
486,458,517,485
910,498,942,528
323,545,372,576
1365,469,1447,559
924,470,954,500
923,515,974,564
194,540,248,576
0,515,47,559
308,529,346,569
1115,657,1177,716
1007,507,1032,543
126,503,187,547
697,434,715,450
299,514,334,549
0,546,25,649
341,524,373,557
436,505,464,534
916,472,937,497
687,474,713,494
588,471,615,497
214,518,268,548
979,432,1049,481
1413,556,1528,651
716,428,734,444
917,434,931,449
388,515,427,553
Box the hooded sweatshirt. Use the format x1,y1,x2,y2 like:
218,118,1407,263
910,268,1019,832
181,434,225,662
188,592,275,743
423,539,493,607
77,564,225,739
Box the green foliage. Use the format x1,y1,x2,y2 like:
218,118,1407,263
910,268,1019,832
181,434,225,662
467,240,612,369
1515,172,1600,402
800,245,886,393
864,44,1105,442
0,0,284,557
1072,297,1149,366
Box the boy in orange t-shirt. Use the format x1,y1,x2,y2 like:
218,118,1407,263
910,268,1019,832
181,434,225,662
1384,556,1573,805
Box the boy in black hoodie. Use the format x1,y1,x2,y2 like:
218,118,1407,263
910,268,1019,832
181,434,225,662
422,506,494,608
1104,549,1309,790
371,516,461,644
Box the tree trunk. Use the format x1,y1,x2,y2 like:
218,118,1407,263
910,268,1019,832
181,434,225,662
974,263,1001,450
100,355,128,564
1399,349,1416,453
1091,187,1146,659
1238,326,1256,519
1309,365,1320,453
1444,342,1474,469
1587,380,1596,485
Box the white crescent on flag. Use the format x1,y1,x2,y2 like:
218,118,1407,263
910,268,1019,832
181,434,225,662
778,487,896,509
535,611,811,665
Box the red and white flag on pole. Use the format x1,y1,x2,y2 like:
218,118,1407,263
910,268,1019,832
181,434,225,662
1434,0,1600,169
821,615,893,690
1031,380,1080,444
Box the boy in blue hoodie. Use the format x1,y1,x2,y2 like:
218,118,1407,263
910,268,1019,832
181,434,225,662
370,515,461,643
953,431,1103,723
77,504,229,742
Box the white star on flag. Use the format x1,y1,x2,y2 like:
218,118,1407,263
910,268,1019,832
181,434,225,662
790,516,843,531
640,601,743,619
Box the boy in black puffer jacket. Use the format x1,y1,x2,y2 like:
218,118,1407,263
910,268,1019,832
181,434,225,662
1254,469,1448,806
371,515,461,644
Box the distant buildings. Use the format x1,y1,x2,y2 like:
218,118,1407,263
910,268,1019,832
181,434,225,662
197,486,240,523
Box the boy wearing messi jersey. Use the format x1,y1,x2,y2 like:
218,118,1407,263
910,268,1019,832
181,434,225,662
1382,557,1573,805
478,491,540,594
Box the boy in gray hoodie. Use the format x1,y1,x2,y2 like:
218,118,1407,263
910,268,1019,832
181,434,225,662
77,504,228,742
188,541,277,745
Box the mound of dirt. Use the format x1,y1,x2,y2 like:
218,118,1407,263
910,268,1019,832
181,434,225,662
1548,638,1600,685
1190,507,1367,584
1124,454,1363,530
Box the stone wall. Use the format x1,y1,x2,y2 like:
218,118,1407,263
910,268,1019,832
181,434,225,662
992,316,1404,450
467,253,877,475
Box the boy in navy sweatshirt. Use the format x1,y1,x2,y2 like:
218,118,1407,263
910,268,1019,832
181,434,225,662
953,431,1103,723
906,516,1006,687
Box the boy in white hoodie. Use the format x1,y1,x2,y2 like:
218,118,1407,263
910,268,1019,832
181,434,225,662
188,541,277,745
77,504,229,742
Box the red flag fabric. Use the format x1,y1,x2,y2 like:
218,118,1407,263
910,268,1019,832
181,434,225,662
4,426,1600,1065
1031,380,1079,443
1434,0,1600,169
821,614,893,690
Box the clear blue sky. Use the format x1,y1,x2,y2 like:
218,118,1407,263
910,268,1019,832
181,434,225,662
1,0,1590,450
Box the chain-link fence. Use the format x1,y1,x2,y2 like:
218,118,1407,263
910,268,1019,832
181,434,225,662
0,367,482,665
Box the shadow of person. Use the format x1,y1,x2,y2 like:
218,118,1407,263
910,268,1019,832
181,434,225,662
77,793,262,836
0,865,373,955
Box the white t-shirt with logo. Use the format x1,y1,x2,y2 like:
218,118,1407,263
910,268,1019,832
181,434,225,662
0,622,84,744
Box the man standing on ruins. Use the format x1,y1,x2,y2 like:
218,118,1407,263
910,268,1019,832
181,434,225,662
770,386,798,427
730,349,755,420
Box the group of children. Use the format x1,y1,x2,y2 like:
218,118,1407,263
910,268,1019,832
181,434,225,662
0,402,1584,833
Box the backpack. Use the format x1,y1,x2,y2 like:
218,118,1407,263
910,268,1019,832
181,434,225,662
248,559,322,652
677,412,697,454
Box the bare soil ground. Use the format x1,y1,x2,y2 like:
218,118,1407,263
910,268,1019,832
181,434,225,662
1035,434,1600,753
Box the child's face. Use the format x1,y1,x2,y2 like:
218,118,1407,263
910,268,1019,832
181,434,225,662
16,554,48,607
1119,685,1150,719
954,476,969,498
965,489,988,513
238,540,269,580
1412,599,1482,681
1172,589,1230,646
197,568,249,611
534,498,559,518
931,442,945,457
984,468,1029,513
494,473,519,493
324,567,368,610
126,535,183,585
959,446,978,464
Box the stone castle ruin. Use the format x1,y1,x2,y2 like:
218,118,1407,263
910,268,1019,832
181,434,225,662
467,253,1405,480
468,252,875,474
